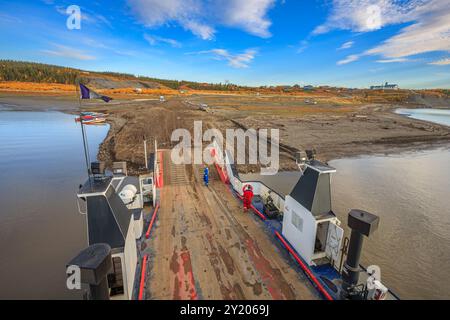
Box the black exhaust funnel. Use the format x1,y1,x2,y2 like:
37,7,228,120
67,243,113,300
341,209,379,300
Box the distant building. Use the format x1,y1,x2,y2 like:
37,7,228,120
303,85,314,91
304,99,317,105
370,82,399,90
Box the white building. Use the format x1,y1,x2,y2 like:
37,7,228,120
370,82,399,90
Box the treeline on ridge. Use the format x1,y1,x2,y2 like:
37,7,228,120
0,60,247,91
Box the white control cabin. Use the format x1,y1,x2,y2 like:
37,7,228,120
282,161,344,266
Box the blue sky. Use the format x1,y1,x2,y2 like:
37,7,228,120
0,0,449,88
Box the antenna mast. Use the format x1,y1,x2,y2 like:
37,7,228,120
75,78,92,179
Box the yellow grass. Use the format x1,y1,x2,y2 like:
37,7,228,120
0,81,75,92
1,81,446,102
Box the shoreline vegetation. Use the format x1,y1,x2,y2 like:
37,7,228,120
1,61,449,173
1,60,449,99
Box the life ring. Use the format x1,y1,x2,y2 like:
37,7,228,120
242,184,254,193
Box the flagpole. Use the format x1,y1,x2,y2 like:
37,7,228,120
75,78,92,180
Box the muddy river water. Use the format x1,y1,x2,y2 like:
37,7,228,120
0,111,108,299
0,108,448,299
330,148,450,299
242,148,450,300
242,109,450,299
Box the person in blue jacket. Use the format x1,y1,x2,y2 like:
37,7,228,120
203,167,209,187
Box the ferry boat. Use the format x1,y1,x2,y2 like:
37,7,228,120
69,141,399,300
75,112,107,124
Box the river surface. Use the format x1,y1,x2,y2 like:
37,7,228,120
396,108,450,127
330,148,450,299
0,111,109,299
243,148,450,300
242,110,450,299
0,108,449,299
330,108,450,299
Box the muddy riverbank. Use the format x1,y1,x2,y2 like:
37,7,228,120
2,93,449,173
86,96,450,174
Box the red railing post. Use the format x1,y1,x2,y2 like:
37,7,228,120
145,204,160,239
138,255,148,300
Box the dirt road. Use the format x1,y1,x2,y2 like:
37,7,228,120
145,150,317,300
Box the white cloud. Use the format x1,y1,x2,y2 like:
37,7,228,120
113,50,138,57
369,67,385,73
376,58,409,63
338,41,354,50
365,3,450,59
41,44,96,60
127,0,275,40
197,49,258,68
183,20,215,40
81,38,138,56
296,40,309,54
219,0,275,38
337,54,360,65
82,38,109,49
0,13,22,23
313,0,419,35
315,0,450,63
144,34,182,47
429,58,450,65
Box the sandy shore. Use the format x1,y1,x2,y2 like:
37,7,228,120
1,93,449,173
